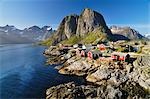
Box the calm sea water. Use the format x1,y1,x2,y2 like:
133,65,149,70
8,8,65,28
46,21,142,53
0,44,84,99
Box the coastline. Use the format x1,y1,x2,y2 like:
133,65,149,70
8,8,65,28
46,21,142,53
44,45,150,99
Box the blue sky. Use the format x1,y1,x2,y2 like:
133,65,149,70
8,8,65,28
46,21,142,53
0,0,149,35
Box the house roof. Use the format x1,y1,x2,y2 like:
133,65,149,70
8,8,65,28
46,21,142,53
89,50,102,54
111,52,129,56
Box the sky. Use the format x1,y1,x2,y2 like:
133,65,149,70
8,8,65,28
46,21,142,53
0,0,149,35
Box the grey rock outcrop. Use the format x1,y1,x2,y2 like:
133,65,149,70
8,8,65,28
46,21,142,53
86,68,129,87
58,57,93,76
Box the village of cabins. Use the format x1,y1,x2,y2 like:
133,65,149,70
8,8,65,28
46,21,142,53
48,40,143,64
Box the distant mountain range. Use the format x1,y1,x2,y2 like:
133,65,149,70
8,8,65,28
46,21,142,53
144,34,150,39
110,25,144,40
0,25,54,44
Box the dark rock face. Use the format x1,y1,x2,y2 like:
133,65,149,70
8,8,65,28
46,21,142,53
64,15,79,38
55,15,78,43
110,26,144,40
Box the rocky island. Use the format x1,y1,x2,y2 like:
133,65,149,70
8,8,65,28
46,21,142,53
42,8,150,99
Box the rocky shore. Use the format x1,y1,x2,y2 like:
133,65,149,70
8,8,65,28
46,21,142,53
44,47,150,99
46,81,148,99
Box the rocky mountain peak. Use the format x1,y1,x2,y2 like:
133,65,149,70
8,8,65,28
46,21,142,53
1,25,17,31
76,8,108,36
81,8,94,18
42,26,52,31
28,26,41,31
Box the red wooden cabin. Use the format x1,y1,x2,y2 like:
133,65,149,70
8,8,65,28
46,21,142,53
97,44,106,51
111,52,130,61
76,49,82,56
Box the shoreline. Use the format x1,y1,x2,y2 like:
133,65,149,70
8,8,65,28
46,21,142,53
44,45,150,99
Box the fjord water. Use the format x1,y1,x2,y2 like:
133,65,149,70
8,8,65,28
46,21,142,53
0,44,84,99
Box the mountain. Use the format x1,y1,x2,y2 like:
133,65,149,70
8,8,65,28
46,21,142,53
76,8,111,36
49,8,112,45
23,25,53,41
110,26,144,40
147,35,150,39
144,34,150,39
0,25,54,44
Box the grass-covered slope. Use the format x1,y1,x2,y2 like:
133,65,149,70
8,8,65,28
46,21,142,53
60,31,108,45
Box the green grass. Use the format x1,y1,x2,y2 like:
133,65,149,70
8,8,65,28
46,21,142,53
137,46,143,54
82,31,107,44
40,30,109,46
61,35,81,45
38,38,53,46
60,31,108,45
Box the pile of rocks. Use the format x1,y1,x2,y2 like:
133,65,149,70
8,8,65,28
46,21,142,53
44,47,77,65
58,57,97,76
86,68,128,87
46,82,123,99
46,81,148,99
131,56,150,92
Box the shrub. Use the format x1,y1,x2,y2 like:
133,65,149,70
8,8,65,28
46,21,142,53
61,35,81,45
38,38,52,46
137,46,143,54
82,31,107,44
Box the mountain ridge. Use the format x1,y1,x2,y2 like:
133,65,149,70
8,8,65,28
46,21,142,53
110,25,144,40
0,25,54,44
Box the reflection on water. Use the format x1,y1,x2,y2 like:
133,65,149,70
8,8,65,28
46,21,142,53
0,44,84,98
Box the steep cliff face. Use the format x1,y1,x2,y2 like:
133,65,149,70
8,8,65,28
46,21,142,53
76,8,108,36
51,8,111,45
64,15,79,38
54,15,78,43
